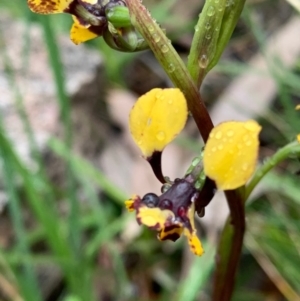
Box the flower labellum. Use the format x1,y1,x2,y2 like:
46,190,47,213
125,178,204,256
203,120,261,190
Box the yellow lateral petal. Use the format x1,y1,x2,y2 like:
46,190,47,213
295,104,300,110
297,134,300,143
183,229,204,256
27,0,73,14
125,200,134,212
203,120,261,190
70,19,98,44
129,88,188,157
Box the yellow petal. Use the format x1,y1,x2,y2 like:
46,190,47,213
125,200,135,212
295,104,300,110
184,202,204,256
27,0,73,14
203,120,261,190
297,134,300,143
183,229,204,256
70,17,98,44
137,206,174,230
129,88,188,157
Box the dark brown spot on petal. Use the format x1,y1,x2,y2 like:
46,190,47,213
158,225,182,242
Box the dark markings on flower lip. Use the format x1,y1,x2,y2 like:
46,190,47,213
29,0,60,14
159,225,182,242
159,231,180,242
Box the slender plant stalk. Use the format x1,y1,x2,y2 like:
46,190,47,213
212,190,245,301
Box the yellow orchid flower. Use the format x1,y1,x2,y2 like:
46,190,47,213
203,120,261,190
27,0,126,44
127,88,262,255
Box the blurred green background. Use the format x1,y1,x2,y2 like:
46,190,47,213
0,0,300,300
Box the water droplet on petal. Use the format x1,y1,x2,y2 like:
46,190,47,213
138,140,142,145
246,140,252,146
212,146,217,152
215,131,223,139
243,134,250,142
207,5,215,16
217,144,223,150
147,118,152,126
156,131,166,141
242,163,249,171
226,129,234,137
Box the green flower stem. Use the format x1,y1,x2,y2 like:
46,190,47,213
188,0,246,87
126,0,214,142
245,141,300,200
